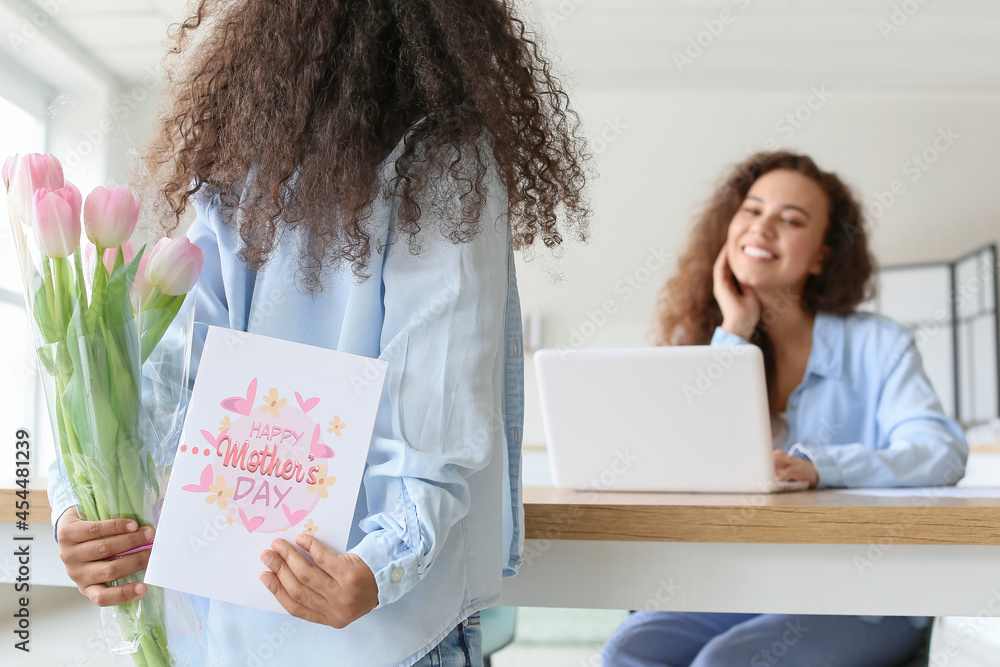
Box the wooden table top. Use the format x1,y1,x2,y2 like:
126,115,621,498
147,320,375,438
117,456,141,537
10,485,1000,547
522,485,1000,546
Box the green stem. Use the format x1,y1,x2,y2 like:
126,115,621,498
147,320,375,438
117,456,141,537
53,375,98,521
73,251,89,319
52,258,67,335
85,244,107,335
42,258,57,335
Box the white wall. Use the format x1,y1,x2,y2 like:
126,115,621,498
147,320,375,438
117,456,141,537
515,88,1000,443
103,82,1000,446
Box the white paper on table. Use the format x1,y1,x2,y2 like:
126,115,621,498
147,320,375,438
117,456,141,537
834,487,1000,499
145,326,388,613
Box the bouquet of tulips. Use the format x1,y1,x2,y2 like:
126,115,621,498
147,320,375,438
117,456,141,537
3,153,215,666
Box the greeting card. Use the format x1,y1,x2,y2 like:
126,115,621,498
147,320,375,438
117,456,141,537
144,326,387,613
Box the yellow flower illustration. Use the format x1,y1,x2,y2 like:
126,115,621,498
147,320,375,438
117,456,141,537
260,388,286,418
225,514,235,526
328,416,346,437
219,415,233,431
301,519,318,537
306,465,337,499
206,476,235,510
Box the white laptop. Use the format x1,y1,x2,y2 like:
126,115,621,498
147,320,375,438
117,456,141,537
534,346,809,493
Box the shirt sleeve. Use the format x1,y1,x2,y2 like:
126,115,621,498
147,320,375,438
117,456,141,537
710,326,753,347
348,185,509,607
794,334,969,488
47,457,79,542
182,188,232,382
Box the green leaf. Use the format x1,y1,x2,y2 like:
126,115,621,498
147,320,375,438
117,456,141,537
33,286,60,344
140,296,186,363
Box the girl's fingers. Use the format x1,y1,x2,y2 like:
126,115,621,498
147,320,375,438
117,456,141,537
77,526,155,563
83,580,148,607
61,515,141,547
81,548,151,586
271,539,335,592
260,548,327,610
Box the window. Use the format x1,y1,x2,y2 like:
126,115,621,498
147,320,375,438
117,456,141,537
0,93,52,487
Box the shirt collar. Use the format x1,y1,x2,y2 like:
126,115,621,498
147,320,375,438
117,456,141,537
805,312,844,380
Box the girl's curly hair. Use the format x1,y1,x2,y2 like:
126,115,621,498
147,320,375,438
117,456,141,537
145,0,590,293
653,151,876,395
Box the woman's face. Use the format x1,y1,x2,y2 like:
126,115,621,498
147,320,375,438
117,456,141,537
725,169,831,295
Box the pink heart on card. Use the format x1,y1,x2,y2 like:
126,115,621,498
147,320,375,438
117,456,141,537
220,378,257,416
295,391,320,413
282,503,309,526
200,429,228,454
239,509,265,533
308,423,335,460
182,465,214,493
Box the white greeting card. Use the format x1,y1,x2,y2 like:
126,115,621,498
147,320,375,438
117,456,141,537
144,326,387,613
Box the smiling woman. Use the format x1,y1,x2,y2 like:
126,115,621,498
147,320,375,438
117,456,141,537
652,151,875,394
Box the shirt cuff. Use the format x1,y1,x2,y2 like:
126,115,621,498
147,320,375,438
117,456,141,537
51,506,77,543
790,443,845,488
710,326,752,346
349,529,423,608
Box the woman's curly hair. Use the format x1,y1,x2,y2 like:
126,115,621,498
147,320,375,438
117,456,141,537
145,0,590,293
652,151,876,395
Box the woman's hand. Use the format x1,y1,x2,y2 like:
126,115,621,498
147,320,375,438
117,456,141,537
774,451,818,488
56,507,155,606
713,245,761,339
260,534,378,629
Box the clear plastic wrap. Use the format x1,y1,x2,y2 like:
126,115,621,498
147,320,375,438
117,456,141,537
4,94,218,666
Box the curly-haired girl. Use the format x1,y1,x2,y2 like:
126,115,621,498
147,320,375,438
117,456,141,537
50,2,589,665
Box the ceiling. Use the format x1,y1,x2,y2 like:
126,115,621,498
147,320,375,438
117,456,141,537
2,0,999,92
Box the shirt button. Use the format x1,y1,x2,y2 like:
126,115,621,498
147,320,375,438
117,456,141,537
390,567,404,582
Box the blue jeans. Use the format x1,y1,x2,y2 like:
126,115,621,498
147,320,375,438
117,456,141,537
603,612,923,667
412,612,482,667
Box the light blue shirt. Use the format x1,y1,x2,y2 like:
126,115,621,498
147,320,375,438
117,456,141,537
711,312,968,488
48,136,526,666
712,311,969,630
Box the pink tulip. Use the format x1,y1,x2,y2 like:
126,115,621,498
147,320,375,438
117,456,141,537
3,154,16,191
33,187,81,258
145,237,204,296
84,186,141,248
85,240,135,276
9,153,64,224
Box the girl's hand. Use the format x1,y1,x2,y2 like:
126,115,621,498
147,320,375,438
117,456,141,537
774,450,818,488
260,534,378,629
713,245,761,339
55,507,155,606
